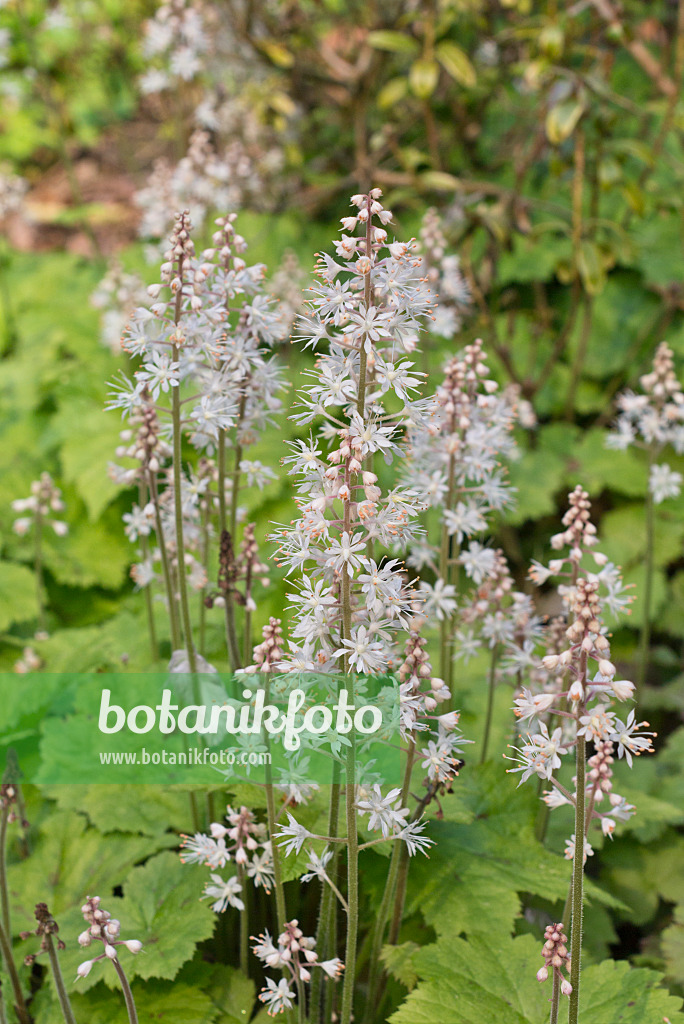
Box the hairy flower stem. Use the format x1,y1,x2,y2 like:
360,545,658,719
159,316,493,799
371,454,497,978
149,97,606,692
339,220,371,1022
228,395,247,668
34,510,47,633
637,453,655,694
0,805,10,939
0,920,30,1024
479,644,501,764
236,862,249,974
264,679,287,933
217,431,242,671
310,771,341,1024
148,472,181,649
112,957,138,1024
363,740,416,1024
0,985,7,1024
171,343,197,672
549,969,560,1024
44,934,77,1024
140,533,158,661
439,450,456,691
535,779,551,843
340,716,358,1024
198,504,209,657
568,730,586,1024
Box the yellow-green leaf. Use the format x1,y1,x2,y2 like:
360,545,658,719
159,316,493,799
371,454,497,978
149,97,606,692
436,41,476,87
420,170,461,191
268,91,297,117
576,239,606,294
256,40,294,68
409,58,439,99
377,77,409,109
545,98,584,144
367,30,419,54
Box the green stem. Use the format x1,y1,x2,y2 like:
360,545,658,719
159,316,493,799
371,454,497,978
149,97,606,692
479,644,500,764
140,533,158,662
310,770,341,1024
364,741,416,1023
549,969,560,1024
264,679,287,933
237,862,249,974
148,472,181,650
568,731,586,1024
0,806,10,939
340,717,358,1024
45,934,77,1024
637,454,655,693
439,445,457,695
0,918,31,1024
111,957,138,1024
198,503,209,657
171,345,197,673
34,513,47,633
217,430,242,671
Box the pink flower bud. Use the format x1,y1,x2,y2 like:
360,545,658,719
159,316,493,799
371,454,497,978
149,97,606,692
537,966,548,982
124,940,143,954
568,681,584,702
561,979,573,996
76,960,93,979
78,930,92,947
611,679,635,701
598,659,615,678
104,944,117,960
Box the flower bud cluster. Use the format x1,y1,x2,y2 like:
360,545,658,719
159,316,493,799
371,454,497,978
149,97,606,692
549,486,598,558
252,920,344,1015
76,896,142,979
536,923,572,996
22,904,65,967
12,472,68,538
139,0,209,95
607,341,684,503
252,617,284,671
397,633,453,738
91,260,147,354
418,207,471,339
180,804,274,910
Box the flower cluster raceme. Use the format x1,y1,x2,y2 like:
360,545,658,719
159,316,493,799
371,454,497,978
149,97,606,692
22,904,65,967
180,804,274,908
507,487,654,848
252,920,344,1016
12,473,68,538
76,897,143,979
273,188,435,675
0,169,27,218
607,341,684,503
139,0,209,94
106,210,284,659
405,338,523,690
408,337,518,572
91,260,147,354
397,632,470,792
419,206,471,339
537,922,572,997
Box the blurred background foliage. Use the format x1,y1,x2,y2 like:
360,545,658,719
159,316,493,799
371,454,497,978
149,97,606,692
2,0,684,1018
